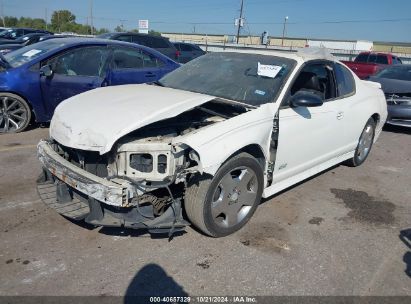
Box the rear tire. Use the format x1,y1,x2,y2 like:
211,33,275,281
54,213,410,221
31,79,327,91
0,93,31,133
345,117,376,167
185,152,264,237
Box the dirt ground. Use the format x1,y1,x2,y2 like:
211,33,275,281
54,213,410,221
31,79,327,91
0,126,410,297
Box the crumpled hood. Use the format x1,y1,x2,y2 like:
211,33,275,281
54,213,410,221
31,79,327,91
50,84,215,154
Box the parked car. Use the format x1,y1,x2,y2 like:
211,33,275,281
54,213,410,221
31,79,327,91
342,52,402,79
0,38,180,133
173,42,206,63
0,34,75,55
369,65,411,128
0,28,53,40
98,32,180,62
36,50,387,238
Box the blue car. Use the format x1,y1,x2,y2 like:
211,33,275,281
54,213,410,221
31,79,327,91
0,38,180,133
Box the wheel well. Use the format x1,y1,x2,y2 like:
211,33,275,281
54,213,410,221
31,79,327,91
371,113,380,125
233,144,266,169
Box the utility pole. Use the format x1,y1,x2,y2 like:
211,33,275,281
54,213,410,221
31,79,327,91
236,0,244,44
89,0,94,35
45,8,48,30
281,16,289,46
0,0,5,27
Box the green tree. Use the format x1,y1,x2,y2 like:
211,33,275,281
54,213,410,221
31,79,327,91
148,30,162,36
96,28,110,35
114,25,124,32
4,16,18,27
51,10,76,32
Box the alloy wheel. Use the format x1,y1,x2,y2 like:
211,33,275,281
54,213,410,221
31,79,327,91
210,166,258,228
0,96,29,133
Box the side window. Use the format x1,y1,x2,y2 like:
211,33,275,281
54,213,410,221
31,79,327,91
112,48,145,69
116,35,132,43
174,44,181,51
112,47,163,69
355,53,369,63
48,47,110,77
334,63,356,97
180,44,193,52
368,54,377,63
140,50,164,67
290,63,337,102
376,55,388,64
149,37,170,48
132,36,150,46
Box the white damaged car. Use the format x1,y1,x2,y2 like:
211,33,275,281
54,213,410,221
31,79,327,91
37,49,387,237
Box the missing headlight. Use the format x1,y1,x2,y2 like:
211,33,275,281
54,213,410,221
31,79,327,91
158,154,167,174
130,154,153,173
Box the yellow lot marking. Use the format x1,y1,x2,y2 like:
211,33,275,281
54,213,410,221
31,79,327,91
0,144,38,153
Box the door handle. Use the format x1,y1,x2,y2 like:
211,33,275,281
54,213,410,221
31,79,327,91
145,72,156,77
337,112,344,120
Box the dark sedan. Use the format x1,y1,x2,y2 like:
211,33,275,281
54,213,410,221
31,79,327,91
173,42,206,63
370,65,411,128
0,38,180,133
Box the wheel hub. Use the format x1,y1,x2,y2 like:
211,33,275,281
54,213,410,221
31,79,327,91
228,189,240,204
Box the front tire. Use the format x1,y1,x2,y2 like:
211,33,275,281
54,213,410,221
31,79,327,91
185,152,264,237
345,117,376,167
0,93,31,133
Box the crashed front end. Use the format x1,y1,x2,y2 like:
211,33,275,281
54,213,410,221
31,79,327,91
37,137,191,234
36,97,249,235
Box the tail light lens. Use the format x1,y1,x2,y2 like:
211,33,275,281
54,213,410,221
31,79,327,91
175,50,181,59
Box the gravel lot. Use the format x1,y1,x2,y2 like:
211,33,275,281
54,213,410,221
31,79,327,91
0,126,410,297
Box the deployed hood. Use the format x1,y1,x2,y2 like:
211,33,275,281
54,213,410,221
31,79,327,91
369,76,411,94
50,84,215,154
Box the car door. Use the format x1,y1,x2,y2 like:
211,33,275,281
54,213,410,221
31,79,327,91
272,61,348,183
40,46,110,114
333,62,364,152
108,46,165,85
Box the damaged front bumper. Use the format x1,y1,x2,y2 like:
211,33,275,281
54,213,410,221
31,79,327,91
36,140,189,234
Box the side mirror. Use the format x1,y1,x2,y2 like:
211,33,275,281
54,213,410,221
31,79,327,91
290,91,324,108
40,65,53,77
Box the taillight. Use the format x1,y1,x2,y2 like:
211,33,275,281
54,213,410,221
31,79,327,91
175,50,181,59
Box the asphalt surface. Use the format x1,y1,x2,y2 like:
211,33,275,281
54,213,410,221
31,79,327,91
0,126,410,297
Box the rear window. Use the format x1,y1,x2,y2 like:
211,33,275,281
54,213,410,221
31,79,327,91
376,55,388,64
149,37,171,48
133,36,170,48
180,44,193,51
355,54,369,63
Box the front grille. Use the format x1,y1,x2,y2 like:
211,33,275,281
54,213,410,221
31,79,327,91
51,141,109,178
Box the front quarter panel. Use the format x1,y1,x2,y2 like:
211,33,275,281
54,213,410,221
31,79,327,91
175,103,279,176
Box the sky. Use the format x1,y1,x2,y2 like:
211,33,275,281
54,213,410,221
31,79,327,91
3,0,411,42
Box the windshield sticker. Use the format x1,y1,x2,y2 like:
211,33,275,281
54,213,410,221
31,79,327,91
22,49,42,57
255,90,266,96
257,62,282,78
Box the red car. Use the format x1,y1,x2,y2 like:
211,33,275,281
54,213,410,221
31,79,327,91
342,52,402,79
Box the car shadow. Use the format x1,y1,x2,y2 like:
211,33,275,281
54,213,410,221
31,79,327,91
124,263,188,301
383,125,411,135
399,228,411,278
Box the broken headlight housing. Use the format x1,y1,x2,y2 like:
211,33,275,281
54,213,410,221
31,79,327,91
114,138,186,182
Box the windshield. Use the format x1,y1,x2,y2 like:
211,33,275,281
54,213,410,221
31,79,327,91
4,39,67,68
0,29,15,39
375,66,411,81
159,52,295,106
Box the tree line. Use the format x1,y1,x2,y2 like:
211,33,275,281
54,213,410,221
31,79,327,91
1,10,161,36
